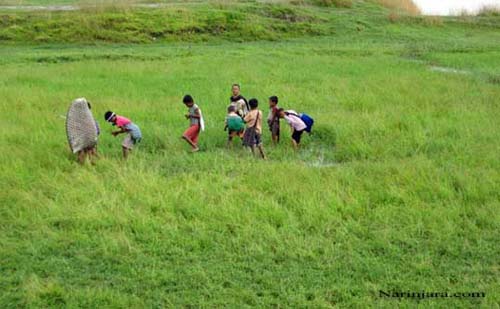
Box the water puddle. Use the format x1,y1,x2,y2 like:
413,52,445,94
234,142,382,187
430,66,470,75
0,5,77,11
0,2,200,11
300,145,336,168
307,161,336,168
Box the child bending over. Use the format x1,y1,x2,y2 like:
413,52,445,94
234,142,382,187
104,110,142,159
225,105,245,148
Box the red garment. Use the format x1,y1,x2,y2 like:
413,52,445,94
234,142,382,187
115,115,131,127
183,124,200,145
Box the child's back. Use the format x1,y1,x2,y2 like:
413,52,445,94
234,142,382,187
242,98,266,159
244,109,263,135
226,112,244,132
115,115,142,141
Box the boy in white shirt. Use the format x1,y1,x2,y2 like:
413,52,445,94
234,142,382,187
278,108,307,150
229,84,249,118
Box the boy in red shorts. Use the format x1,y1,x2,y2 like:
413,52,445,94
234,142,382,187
181,95,201,152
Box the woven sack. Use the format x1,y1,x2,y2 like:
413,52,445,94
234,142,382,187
66,98,97,153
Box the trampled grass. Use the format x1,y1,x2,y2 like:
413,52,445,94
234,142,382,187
1,1,499,307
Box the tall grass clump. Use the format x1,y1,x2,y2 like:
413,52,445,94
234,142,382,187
478,5,500,17
76,0,137,13
290,0,353,8
313,0,353,8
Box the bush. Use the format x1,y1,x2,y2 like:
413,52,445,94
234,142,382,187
478,6,500,17
423,16,443,26
387,11,400,23
312,0,353,8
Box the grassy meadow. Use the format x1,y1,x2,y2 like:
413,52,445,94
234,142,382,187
1,1,500,307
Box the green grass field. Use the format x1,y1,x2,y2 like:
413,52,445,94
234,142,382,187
1,1,499,307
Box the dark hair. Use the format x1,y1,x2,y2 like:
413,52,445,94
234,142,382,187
228,105,236,113
183,95,194,104
249,98,258,109
269,96,278,104
232,84,240,89
277,108,285,113
104,111,114,121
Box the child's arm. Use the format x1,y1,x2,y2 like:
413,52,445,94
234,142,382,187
112,127,128,136
272,109,279,121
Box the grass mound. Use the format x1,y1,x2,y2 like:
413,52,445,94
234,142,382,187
0,3,336,43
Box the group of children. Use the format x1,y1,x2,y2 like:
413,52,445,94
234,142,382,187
183,84,313,159
75,84,313,163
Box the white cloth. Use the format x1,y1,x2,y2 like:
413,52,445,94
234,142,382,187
284,113,306,131
231,99,248,117
199,109,205,132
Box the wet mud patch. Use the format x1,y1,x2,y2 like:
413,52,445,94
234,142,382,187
430,66,470,75
32,54,168,64
298,125,337,168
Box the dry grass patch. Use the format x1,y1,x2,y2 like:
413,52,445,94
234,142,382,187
378,0,420,15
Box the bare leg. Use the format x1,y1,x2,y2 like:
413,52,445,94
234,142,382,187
91,146,99,158
238,131,244,147
292,139,299,151
77,150,86,164
258,145,266,159
122,146,130,159
88,148,97,165
227,133,234,149
182,136,198,151
85,149,92,165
